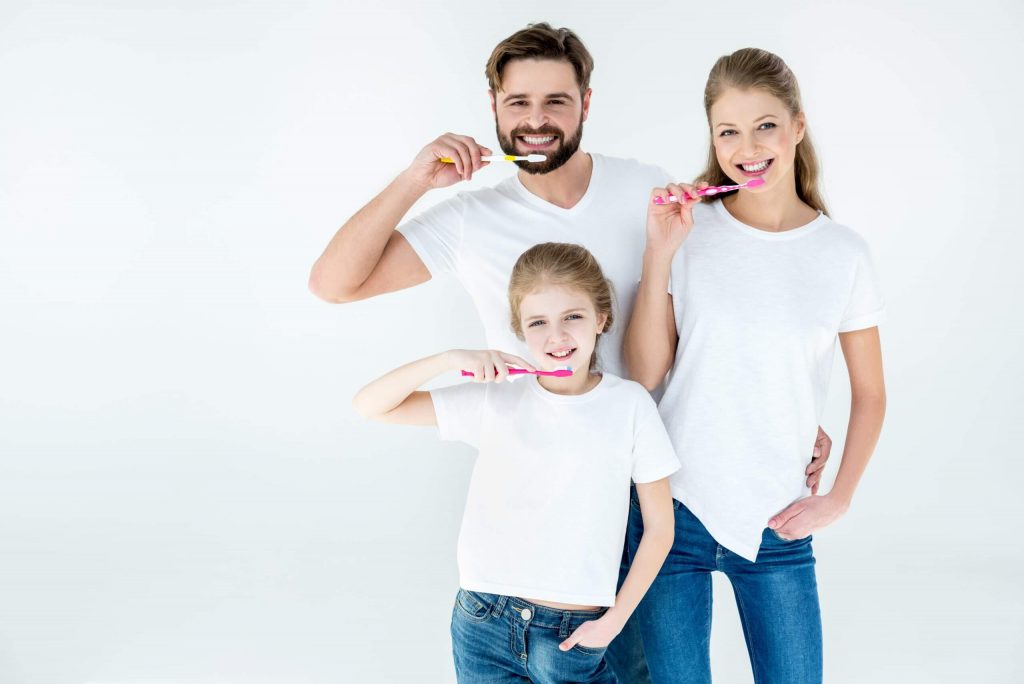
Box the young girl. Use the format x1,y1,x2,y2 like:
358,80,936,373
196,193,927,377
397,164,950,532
625,48,887,683
354,242,679,683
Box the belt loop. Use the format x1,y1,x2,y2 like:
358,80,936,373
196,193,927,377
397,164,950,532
559,610,572,638
492,594,508,618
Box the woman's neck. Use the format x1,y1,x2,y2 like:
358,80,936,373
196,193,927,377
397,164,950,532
723,176,819,232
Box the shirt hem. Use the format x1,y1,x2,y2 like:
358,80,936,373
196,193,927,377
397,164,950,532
670,487,762,562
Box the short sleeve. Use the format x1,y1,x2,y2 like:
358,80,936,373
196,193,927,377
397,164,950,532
397,194,466,277
838,244,886,333
430,381,486,448
631,392,680,483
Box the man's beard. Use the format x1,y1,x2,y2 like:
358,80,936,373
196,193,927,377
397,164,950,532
495,116,584,175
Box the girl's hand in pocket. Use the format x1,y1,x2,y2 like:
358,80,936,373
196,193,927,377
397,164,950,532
558,613,624,651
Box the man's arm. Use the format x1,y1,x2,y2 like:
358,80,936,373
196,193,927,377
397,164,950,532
308,133,491,303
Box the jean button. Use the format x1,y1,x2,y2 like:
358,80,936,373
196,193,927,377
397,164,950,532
521,608,532,621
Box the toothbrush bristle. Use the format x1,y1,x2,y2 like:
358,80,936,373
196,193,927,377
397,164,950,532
525,154,547,162
745,178,766,188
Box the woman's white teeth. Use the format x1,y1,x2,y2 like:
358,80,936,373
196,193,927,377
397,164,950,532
741,159,770,172
522,136,555,145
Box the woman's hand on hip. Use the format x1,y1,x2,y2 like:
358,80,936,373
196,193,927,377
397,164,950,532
767,493,850,540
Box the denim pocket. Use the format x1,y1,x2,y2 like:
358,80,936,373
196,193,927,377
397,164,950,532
454,589,492,623
769,528,812,543
570,643,608,656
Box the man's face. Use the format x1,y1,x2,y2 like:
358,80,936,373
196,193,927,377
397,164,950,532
491,58,591,175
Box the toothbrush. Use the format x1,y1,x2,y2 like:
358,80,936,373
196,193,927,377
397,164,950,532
461,365,572,378
440,154,547,164
652,178,765,204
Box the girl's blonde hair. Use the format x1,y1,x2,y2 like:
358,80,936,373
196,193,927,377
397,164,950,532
508,243,614,373
696,47,830,216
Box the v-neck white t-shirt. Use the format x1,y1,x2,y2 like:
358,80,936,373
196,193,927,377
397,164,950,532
660,200,885,561
430,373,680,606
399,154,671,377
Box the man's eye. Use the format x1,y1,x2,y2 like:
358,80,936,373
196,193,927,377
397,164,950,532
548,100,565,105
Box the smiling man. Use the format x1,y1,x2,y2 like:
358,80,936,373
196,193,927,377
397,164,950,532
309,23,830,684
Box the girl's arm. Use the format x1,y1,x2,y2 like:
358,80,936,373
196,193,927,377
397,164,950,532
352,349,535,425
623,183,703,390
768,327,886,538
558,477,675,651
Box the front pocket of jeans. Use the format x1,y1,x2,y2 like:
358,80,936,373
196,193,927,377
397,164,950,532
769,528,812,543
455,589,491,623
570,643,607,656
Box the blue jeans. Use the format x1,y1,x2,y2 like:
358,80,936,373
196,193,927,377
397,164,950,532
625,488,823,684
450,589,618,683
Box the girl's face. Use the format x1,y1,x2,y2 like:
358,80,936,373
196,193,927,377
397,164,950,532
518,284,607,373
710,87,805,193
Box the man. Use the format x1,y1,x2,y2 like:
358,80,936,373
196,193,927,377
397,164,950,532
310,23,831,683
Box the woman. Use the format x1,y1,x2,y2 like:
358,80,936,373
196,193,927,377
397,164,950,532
624,48,887,683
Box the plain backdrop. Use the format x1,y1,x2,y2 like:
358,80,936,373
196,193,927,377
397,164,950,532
1,0,1022,682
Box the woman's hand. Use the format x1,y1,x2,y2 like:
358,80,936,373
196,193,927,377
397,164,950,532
767,493,850,540
645,182,707,255
445,349,535,383
558,612,625,651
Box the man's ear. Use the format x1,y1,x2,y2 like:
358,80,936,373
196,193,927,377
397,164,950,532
581,88,592,123
489,89,497,115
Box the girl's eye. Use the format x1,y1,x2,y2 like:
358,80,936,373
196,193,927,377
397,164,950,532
528,320,545,327
565,313,583,321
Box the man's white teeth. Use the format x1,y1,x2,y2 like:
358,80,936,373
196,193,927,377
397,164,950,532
741,159,770,172
522,136,555,145
551,349,573,358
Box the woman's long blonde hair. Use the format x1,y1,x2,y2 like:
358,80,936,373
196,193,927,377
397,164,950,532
508,243,614,373
697,48,829,216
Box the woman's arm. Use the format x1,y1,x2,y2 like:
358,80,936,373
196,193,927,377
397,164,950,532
352,349,535,425
768,327,886,538
558,478,675,651
624,183,702,390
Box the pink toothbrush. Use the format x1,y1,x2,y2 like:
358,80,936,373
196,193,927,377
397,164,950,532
461,365,573,378
652,178,765,204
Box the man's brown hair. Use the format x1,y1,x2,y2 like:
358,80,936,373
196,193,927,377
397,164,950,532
485,23,594,95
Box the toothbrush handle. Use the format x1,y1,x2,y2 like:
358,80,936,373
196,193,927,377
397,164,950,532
461,367,531,377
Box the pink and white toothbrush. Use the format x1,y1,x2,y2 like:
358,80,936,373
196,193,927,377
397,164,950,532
652,178,765,205
461,366,573,378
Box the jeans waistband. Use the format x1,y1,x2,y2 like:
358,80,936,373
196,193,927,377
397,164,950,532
462,589,607,630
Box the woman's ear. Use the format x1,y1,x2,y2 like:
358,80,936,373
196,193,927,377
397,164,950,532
795,111,806,144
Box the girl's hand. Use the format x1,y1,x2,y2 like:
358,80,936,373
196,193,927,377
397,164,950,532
445,349,535,383
646,182,707,255
558,613,625,651
767,493,850,540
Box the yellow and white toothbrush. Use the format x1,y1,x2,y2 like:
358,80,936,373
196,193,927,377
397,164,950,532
439,154,546,164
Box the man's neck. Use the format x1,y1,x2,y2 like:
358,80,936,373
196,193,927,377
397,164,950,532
516,150,593,210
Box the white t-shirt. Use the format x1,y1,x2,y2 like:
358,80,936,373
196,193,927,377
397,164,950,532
400,153,671,377
660,200,885,562
431,374,680,606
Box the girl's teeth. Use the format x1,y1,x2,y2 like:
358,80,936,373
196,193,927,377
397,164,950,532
551,349,572,358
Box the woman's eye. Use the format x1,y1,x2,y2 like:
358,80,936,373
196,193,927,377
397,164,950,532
719,129,736,137
758,122,777,131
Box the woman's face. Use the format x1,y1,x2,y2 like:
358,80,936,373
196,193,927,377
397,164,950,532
709,87,805,194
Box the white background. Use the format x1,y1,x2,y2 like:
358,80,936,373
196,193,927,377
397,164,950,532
2,0,1022,682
